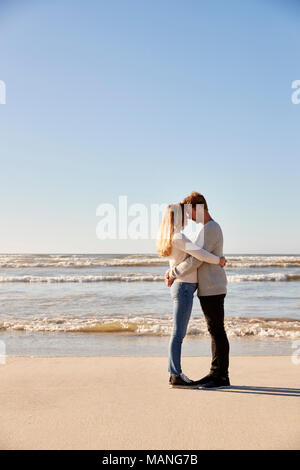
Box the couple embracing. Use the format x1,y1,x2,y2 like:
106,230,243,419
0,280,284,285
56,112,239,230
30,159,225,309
157,192,230,389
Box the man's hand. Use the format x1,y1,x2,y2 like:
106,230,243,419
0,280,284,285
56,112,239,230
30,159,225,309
219,256,227,268
165,270,174,287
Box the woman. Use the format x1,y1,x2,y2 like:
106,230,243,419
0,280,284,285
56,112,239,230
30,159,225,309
157,203,226,388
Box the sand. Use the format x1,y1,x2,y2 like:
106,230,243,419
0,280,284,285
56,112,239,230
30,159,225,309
1,356,299,450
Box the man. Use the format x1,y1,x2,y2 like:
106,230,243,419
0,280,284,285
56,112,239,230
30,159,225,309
166,191,230,388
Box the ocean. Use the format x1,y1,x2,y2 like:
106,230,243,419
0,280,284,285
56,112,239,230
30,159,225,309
0,253,299,356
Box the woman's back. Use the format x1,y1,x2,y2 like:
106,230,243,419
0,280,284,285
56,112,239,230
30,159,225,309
169,233,198,283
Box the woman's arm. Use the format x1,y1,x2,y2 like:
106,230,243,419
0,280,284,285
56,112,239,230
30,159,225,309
173,233,221,265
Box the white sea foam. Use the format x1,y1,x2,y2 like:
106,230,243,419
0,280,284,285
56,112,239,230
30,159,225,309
227,273,300,282
0,274,165,282
0,316,299,338
0,272,299,283
0,255,167,268
0,254,299,268
227,256,300,268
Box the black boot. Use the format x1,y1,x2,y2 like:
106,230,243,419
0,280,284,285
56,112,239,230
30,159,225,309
201,376,231,389
193,374,214,386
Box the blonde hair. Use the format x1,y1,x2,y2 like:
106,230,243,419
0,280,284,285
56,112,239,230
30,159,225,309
156,204,184,257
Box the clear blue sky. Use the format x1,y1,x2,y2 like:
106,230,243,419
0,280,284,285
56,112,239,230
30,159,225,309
0,0,299,253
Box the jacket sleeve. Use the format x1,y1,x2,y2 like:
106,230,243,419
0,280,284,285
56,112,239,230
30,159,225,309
173,233,220,264
169,227,220,279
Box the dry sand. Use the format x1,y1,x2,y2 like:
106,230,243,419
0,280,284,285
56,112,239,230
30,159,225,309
1,356,299,450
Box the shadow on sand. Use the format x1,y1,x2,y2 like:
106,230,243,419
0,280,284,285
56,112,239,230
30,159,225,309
196,385,300,397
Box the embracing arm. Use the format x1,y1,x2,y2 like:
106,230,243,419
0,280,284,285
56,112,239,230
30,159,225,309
169,230,221,280
173,233,220,264
169,255,202,280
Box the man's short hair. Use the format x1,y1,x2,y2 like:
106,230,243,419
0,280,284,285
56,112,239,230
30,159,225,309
181,191,208,211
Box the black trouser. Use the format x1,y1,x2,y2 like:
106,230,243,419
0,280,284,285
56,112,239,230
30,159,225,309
199,294,229,378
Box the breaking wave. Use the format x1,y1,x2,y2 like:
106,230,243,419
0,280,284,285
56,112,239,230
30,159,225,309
0,272,300,283
0,316,299,338
0,274,165,282
0,255,167,268
0,254,299,268
227,273,300,282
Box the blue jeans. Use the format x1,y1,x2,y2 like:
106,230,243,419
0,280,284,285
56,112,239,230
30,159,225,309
168,282,198,376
